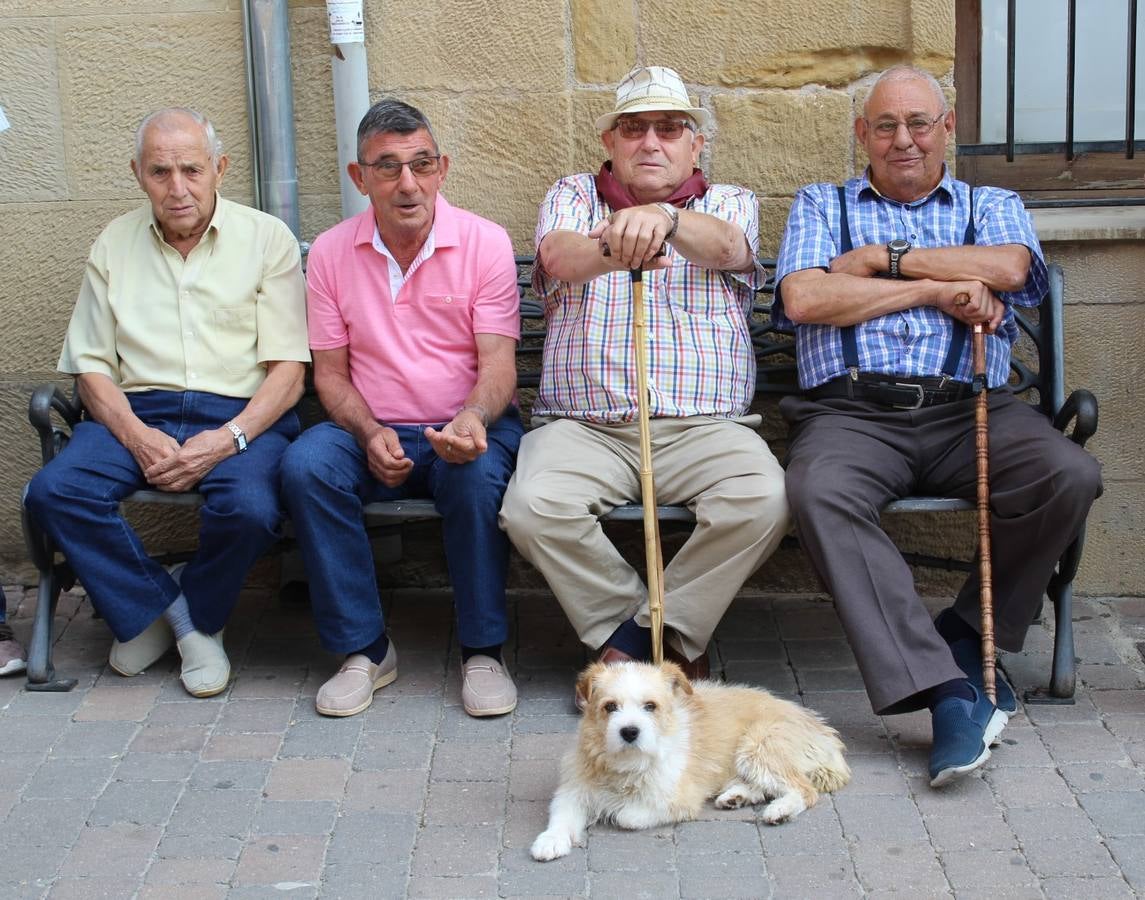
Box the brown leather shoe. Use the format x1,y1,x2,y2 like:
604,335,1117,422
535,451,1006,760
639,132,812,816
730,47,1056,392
665,644,711,681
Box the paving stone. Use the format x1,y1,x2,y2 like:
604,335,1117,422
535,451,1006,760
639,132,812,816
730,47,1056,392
1089,690,1145,716
502,798,551,851
1103,714,1145,742
1006,804,1098,843
1021,837,1121,877
437,706,513,741
362,693,443,732
423,779,506,825
430,739,511,781
59,824,162,878
89,779,182,826
508,757,559,802
342,768,427,815
1,840,70,886
585,828,675,871
42,875,140,898
784,639,856,669
722,660,797,693
146,699,222,726
1038,723,1131,763
988,725,1057,768
188,759,271,792
354,730,434,770
923,808,1018,852
128,725,210,754
835,794,927,843
510,732,570,761
851,841,949,894
676,819,763,856
1058,761,1145,793
232,834,325,886
1076,791,1145,836
939,854,1043,898
113,752,198,781
201,733,282,761
766,852,861,898
0,753,41,792
263,758,350,802
1040,875,1138,899
167,789,261,838
796,667,868,692
1078,664,1145,690
251,799,338,836
50,721,139,758
279,718,363,758
498,844,586,897
214,698,295,733
3,797,90,845
588,867,680,899
155,831,244,861
841,753,911,795
710,638,786,662
228,667,307,700
757,798,847,856
324,812,417,869
1106,835,1145,893
675,854,770,899
0,714,70,752
984,765,1076,807
412,824,500,877
322,864,408,899
74,685,161,722
144,856,235,885
512,713,579,734
22,756,115,800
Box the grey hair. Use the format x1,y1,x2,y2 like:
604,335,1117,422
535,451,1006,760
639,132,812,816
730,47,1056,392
356,98,439,160
865,66,948,116
134,108,223,165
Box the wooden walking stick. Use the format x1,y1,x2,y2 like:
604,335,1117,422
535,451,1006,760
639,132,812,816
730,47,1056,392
631,267,667,665
971,319,997,703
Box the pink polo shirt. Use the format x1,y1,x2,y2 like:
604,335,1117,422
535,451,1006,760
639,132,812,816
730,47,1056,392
306,195,520,424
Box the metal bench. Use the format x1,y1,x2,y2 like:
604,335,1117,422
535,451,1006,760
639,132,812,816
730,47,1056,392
22,258,1098,700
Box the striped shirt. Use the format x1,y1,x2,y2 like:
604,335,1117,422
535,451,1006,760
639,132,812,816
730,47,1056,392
774,169,1047,389
533,174,767,424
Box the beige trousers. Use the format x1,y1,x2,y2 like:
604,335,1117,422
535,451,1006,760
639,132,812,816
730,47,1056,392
499,415,789,660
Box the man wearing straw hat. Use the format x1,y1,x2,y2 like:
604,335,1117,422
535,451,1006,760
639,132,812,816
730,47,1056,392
774,65,1102,786
501,65,790,681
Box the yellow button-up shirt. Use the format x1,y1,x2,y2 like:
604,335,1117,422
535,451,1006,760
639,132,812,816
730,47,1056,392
58,195,310,397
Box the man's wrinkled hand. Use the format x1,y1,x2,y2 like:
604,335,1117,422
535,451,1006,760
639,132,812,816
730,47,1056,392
128,427,181,481
937,281,1004,333
366,426,413,487
589,206,672,272
425,410,487,464
828,245,882,278
143,427,230,492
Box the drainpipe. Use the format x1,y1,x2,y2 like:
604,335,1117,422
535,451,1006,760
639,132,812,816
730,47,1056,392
241,0,301,240
326,1,370,218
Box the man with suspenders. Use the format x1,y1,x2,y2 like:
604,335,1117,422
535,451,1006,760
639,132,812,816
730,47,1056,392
774,66,1101,786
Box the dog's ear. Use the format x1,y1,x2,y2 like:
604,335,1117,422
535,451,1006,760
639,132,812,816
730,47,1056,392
574,662,604,710
661,661,694,697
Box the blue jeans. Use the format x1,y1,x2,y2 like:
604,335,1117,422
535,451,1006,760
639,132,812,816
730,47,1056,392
0,585,7,623
279,412,524,653
24,390,300,641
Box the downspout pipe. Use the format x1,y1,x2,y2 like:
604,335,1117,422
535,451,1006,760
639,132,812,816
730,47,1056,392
241,0,301,240
326,0,370,219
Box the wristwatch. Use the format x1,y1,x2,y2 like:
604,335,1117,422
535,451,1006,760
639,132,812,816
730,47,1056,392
656,202,680,240
224,421,248,454
887,238,912,278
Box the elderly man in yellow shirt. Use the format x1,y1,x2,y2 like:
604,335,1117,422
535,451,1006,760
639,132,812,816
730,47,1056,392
25,107,310,697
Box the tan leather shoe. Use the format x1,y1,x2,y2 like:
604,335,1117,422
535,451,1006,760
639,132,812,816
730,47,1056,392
316,644,397,717
176,630,230,697
665,643,711,681
109,617,175,677
462,655,517,717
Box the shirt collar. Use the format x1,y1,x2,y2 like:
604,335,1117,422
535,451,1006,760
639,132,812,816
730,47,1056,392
858,166,956,206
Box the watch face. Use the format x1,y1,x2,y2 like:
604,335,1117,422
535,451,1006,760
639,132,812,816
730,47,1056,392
888,239,910,253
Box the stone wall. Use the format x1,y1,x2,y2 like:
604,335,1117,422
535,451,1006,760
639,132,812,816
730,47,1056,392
0,0,1140,595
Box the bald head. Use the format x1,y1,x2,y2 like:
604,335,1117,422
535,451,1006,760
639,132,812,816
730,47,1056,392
134,108,222,167
864,66,947,119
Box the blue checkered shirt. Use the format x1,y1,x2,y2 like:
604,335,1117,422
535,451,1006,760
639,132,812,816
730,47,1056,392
774,170,1048,389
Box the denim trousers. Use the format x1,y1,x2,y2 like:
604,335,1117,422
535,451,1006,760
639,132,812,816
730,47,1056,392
0,585,7,623
24,390,300,641
279,412,524,654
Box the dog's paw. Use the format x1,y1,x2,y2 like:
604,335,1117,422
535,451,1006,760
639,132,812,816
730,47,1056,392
760,794,805,825
715,788,749,809
530,829,576,861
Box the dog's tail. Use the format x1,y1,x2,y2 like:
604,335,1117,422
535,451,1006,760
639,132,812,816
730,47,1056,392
809,726,851,793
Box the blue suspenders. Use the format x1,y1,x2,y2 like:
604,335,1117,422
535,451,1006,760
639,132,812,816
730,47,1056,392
836,184,975,380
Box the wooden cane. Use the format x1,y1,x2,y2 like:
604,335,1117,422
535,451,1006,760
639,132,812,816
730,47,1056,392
971,320,997,704
631,267,666,665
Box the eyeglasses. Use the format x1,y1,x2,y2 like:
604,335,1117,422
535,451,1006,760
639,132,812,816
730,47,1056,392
614,117,696,140
867,113,946,139
359,155,442,180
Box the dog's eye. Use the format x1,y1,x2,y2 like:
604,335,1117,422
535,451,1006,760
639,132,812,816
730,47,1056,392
603,701,618,714
643,702,657,712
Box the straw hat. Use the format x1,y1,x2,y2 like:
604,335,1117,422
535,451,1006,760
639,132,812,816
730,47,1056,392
594,65,711,132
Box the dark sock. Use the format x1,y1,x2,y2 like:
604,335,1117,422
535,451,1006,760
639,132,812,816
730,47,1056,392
927,678,976,711
461,645,502,664
935,607,979,644
354,631,390,665
604,617,652,660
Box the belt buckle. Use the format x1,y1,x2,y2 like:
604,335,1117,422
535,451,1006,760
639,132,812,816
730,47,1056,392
891,382,925,410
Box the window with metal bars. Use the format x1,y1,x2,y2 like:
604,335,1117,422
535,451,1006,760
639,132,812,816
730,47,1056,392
954,0,1144,205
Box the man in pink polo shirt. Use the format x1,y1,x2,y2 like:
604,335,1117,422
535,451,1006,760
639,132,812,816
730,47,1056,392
281,99,523,718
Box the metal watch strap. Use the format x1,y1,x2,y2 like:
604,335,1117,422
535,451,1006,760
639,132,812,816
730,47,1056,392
224,421,247,453
657,202,679,239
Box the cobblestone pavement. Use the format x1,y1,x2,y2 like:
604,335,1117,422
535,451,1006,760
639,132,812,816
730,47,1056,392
1,582,1143,899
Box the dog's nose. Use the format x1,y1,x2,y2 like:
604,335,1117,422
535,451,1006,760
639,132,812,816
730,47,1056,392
619,726,639,744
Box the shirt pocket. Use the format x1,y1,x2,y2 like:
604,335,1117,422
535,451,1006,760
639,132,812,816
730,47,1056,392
210,306,258,375
422,293,472,326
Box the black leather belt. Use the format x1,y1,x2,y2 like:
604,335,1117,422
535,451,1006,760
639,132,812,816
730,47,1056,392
808,374,972,409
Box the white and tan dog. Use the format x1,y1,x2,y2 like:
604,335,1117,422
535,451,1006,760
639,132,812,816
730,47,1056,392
531,660,851,861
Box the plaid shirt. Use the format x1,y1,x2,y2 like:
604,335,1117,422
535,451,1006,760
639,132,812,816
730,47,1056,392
533,175,767,423
774,169,1048,389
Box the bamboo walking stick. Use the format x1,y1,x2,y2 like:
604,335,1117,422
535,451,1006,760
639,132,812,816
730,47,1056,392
971,320,997,704
630,267,666,665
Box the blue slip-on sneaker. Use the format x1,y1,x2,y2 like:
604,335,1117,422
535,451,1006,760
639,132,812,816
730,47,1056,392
928,684,1008,788
934,609,1018,716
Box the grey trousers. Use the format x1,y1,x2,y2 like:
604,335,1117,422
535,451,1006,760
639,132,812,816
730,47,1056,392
781,390,1102,715
500,415,790,661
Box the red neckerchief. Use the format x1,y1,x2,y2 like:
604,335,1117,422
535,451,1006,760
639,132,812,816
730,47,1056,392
593,161,708,210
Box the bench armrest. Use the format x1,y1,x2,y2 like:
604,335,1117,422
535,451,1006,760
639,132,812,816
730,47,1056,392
28,383,83,466
1052,388,1098,448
